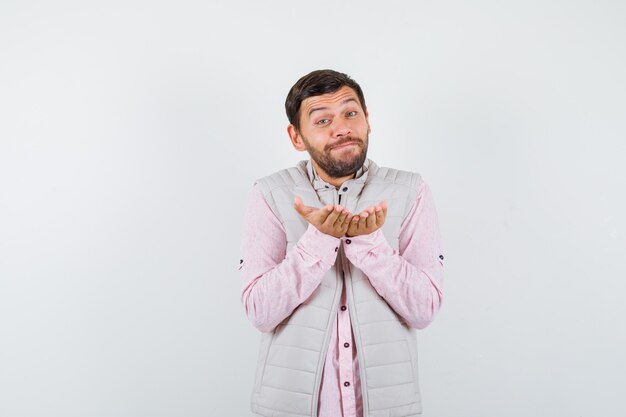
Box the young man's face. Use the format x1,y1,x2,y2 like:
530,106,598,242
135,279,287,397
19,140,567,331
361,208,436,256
288,85,371,179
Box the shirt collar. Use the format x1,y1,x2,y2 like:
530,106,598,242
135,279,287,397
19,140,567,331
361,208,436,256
306,158,370,191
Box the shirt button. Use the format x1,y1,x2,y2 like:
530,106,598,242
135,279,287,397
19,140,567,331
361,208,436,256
439,255,444,260
340,306,347,311
325,185,330,188
345,239,351,244
344,381,350,387
342,187,348,192
344,342,350,348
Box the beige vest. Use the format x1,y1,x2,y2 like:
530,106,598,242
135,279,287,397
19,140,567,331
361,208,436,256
251,159,424,417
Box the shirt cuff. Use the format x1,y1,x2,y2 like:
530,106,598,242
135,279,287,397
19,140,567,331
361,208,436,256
296,223,341,266
343,228,395,265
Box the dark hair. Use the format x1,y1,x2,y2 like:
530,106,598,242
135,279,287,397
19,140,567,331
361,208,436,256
285,69,367,131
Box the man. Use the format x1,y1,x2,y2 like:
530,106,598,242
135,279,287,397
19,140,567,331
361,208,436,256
239,69,444,417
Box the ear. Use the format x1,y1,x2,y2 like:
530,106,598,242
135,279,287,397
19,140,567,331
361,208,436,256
287,124,307,152
365,109,372,134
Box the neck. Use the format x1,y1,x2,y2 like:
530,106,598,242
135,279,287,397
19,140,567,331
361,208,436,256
311,160,357,188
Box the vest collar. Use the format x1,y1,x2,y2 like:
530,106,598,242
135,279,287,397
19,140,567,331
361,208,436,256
304,158,372,192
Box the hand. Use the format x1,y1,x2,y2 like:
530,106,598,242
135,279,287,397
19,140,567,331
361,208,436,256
294,196,352,238
346,201,388,237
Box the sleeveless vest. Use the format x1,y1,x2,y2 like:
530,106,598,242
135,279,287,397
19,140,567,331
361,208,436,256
251,159,424,417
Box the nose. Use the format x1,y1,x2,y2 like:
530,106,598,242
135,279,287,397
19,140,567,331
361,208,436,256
332,119,352,138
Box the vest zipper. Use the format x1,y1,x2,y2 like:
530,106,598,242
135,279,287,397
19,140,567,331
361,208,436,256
312,258,343,416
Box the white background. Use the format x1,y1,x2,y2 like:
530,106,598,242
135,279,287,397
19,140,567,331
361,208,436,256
1,1,625,416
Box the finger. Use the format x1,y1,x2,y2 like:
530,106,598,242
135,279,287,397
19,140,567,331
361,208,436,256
333,209,350,228
365,206,376,228
316,204,335,222
340,215,352,234
337,213,351,235
294,196,314,217
358,213,367,230
375,204,384,226
347,216,359,237
343,211,355,226
322,205,342,226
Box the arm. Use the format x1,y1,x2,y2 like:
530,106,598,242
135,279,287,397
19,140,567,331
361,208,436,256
342,181,444,329
239,185,340,333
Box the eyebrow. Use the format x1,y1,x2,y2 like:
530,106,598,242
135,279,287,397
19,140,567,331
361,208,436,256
308,98,358,117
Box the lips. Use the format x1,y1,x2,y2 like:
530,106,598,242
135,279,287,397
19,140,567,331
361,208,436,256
331,141,359,150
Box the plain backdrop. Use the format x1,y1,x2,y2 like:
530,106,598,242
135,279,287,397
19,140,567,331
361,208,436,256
1,1,625,416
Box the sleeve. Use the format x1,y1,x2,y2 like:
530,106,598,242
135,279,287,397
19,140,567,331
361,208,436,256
239,184,341,333
342,180,444,329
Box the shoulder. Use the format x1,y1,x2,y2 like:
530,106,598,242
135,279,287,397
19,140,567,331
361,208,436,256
253,160,309,197
367,160,423,191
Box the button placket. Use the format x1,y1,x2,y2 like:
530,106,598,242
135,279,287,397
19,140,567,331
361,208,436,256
336,278,355,409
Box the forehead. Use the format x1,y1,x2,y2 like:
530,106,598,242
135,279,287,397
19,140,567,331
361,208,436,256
300,86,361,117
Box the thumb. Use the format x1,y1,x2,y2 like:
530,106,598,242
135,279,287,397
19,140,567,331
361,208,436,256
294,196,312,217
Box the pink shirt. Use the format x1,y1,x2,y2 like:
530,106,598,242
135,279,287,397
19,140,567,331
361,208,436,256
239,165,444,417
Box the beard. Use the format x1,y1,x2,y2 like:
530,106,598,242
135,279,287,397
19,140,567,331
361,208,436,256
302,134,369,179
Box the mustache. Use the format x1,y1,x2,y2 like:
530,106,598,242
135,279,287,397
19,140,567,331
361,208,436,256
326,137,364,151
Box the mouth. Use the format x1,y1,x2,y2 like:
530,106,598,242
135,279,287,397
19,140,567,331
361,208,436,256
331,141,359,151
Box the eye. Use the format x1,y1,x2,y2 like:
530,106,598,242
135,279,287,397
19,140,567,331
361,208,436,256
316,119,330,125
346,111,357,117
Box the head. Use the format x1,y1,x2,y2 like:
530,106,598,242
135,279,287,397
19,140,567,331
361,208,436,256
285,69,371,180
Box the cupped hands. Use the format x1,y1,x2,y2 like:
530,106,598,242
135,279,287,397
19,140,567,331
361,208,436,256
294,197,388,238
